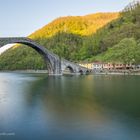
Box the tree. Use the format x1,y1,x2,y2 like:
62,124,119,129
103,38,138,64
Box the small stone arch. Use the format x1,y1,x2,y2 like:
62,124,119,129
64,65,74,73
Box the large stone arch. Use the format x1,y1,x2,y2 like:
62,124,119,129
0,37,61,74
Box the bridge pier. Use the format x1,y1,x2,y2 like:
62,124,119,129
46,56,62,75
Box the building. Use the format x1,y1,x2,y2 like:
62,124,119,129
103,63,114,70
114,63,132,69
93,62,103,71
79,61,138,72
79,62,103,71
79,63,93,70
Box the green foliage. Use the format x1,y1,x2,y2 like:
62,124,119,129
88,2,140,63
0,46,46,70
93,38,140,64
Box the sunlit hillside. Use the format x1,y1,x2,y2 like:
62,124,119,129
29,13,119,38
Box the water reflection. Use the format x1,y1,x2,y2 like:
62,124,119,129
0,73,140,140
26,76,106,124
91,75,140,117
25,74,140,139
26,75,140,119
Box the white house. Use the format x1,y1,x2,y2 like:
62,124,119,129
93,62,103,71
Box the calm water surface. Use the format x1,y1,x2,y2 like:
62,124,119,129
0,72,140,140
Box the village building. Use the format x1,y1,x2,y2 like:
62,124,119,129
79,63,93,70
114,63,132,69
79,61,140,72
93,62,103,72
103,63,114,70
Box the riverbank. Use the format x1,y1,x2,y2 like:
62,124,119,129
93,72,140,75
0,69,140,76
0,70,48,74
93,69,140,75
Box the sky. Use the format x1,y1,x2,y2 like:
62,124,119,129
0,0,134,37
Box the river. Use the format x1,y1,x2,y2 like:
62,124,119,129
0,72,140,140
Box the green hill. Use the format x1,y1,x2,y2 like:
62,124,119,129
88,1,140,64
0,12,119,70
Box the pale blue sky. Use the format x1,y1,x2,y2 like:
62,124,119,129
0,0,133,37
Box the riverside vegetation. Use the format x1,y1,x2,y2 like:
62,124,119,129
0,2,140,70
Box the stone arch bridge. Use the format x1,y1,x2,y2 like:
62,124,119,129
0,37,89,75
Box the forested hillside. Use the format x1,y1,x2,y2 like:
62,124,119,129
91,1,140,63
29,13,118,38
0,13,119,70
